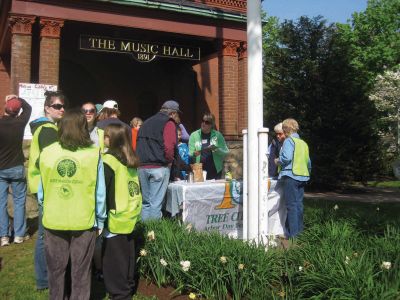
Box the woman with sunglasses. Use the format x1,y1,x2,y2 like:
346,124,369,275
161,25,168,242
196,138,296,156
28,90,66,291
189,112,229,180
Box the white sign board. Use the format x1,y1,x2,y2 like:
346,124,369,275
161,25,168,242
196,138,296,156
19,83,57,139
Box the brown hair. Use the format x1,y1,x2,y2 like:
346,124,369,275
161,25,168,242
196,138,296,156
44,90,66,108
104,124,139,168
58,108,93,151
202,112,216,129
97,107,120,121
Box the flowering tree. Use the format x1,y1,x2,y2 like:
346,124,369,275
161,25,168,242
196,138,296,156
369,66,400,155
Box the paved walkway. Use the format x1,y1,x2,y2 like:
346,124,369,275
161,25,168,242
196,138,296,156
305,186,400,203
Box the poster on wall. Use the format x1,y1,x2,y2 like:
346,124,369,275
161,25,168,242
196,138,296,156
19,83,57,139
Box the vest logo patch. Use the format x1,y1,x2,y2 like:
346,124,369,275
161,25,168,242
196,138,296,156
128,181,140,197
58,184,73,199
57,159,78,177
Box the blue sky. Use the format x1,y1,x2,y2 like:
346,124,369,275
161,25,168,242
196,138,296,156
262,0,368,24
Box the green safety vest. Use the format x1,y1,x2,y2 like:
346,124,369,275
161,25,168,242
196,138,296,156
103,154,142,234
28,123,58,194
39,143,101,230
291,137,310,177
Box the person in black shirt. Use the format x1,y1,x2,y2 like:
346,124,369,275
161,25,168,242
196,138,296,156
0,95,32,246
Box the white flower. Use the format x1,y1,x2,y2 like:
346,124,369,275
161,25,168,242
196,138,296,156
147,230,155,241
268,239,278,248
185,223,193,232
381,261,391,270
333,204,339,210
220,256,227,264
298,266,303,272
188,292,196,299
180,260,191,272
140,249,147,257
345,256,350,264
160,258,168,267
238,263,245,270
376,207,380,211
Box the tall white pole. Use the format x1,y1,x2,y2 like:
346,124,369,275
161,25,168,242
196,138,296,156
242,129,248,240
247,0,263,242
258,128,269,244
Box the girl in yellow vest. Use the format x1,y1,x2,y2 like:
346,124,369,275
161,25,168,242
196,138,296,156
102,124,142,300
37,109,106,299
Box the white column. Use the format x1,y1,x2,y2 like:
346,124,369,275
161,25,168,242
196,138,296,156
258,128,269,244
242,129,248,240
247,0,263,242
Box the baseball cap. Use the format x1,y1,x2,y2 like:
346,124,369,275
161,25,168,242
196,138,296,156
161,100,181,113
100,100,118,112
5,97,22,116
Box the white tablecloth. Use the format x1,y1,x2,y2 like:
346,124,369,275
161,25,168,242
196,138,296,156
166,179,285,238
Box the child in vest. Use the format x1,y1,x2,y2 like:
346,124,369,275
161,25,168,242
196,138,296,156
102,124,142,299
171,127,191,181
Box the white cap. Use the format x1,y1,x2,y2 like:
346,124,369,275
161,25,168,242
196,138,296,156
100,100,118,111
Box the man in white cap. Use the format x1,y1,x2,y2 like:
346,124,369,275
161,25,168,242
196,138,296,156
96,99,131,138
0,95,32,246
136,100,181,220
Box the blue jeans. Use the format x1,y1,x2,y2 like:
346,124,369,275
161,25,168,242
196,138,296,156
138,167,170,221
35,205,48,289
0,165,27,237
282,176,305,238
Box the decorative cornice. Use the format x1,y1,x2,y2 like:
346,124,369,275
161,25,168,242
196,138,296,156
40,18,64,38
192,0,246,13
221,40,240,57
238,41,247,59
8,14,35,35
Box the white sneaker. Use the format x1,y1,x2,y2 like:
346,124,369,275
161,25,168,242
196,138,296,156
0,237,10,247
14,236,24,244
14,235,30,244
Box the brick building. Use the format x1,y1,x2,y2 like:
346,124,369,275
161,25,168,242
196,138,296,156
0,0,248,140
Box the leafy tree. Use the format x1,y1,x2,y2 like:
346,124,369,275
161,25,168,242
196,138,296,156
369,66,400,158
347,0,400,85
263,16,381,187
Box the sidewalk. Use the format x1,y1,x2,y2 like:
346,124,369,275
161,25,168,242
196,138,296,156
305,186,400,203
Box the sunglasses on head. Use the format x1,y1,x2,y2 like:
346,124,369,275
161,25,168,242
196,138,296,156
82,108,96,114
202,120,212,125
50,104,65,110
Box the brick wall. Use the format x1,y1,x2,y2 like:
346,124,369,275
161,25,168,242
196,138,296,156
192,53,219,129
39,37,60,85
238,50,247,133
10,34,32,94
0,59,11,115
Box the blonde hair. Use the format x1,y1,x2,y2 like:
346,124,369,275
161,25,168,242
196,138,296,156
282,118,299,136
130,117,143,128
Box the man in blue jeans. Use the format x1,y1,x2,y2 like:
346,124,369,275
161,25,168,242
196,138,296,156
0,95,32,246
136,100,180,220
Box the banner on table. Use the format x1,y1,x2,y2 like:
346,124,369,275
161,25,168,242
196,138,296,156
182,179,285,238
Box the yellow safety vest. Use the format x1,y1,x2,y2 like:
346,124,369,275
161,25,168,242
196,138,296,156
28,123,58,194
39,143,101,230
291,137,310,177
103,154,142,234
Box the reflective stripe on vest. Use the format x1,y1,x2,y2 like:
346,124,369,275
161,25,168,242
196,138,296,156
40,143,100,230
103,154,142,234
291,137,310,177
28,123,58,194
